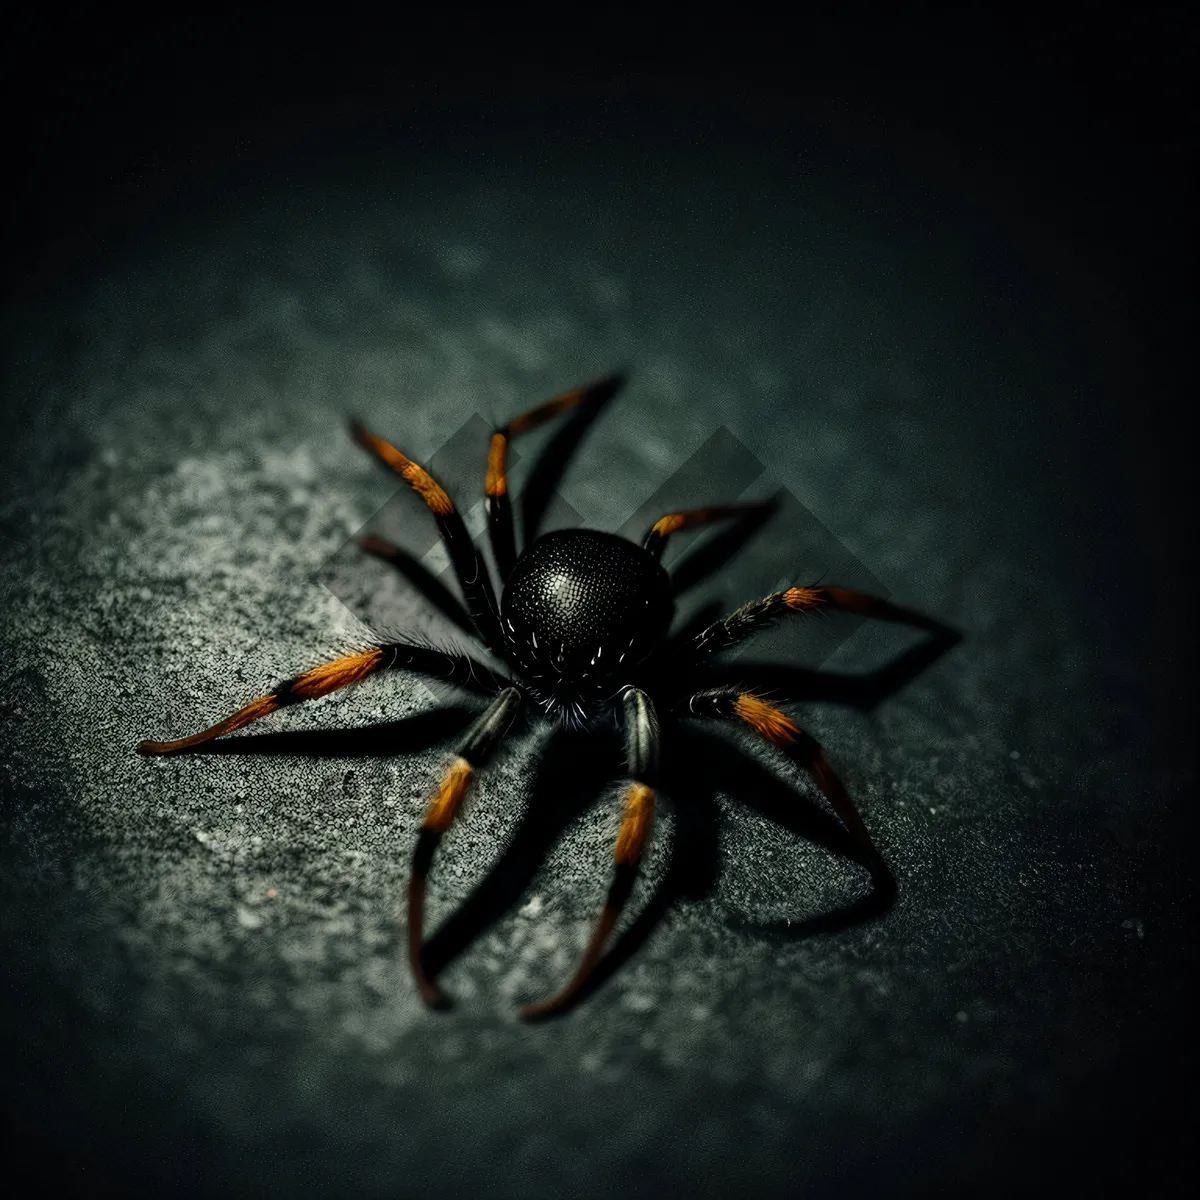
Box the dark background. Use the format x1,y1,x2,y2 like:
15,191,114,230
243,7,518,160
2,7,1194,1197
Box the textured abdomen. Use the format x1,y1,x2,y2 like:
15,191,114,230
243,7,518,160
501,528,673,715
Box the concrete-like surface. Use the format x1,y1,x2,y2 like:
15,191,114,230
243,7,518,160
2,24,1193,1198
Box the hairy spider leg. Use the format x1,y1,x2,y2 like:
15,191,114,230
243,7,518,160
486,374,625,583
408,687,523,1008
350,420,505,655
519,687,659,1020
136,644,509,755
640,501,775,562
690,584,953,659
683,687,889,878
354,533,477,637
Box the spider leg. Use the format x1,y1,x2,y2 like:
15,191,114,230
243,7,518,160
520,687,658,1021
349,420,504,654
681,686,888,875
136,644,509,755
690,584,953,660
407,686,523,1008
640,501,775,563
355,533,477,637
486,374,624,581
665,498,779,597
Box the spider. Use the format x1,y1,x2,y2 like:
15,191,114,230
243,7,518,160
138,375,954,1019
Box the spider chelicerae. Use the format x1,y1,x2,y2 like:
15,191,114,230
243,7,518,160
138,375,956,1019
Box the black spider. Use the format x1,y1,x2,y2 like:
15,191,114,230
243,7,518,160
138,375,956,1019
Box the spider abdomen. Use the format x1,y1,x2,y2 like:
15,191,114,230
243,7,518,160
501,528,673,716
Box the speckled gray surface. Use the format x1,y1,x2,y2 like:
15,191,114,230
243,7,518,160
1,88,1193,1196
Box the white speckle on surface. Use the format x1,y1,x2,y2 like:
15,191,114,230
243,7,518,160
237,906,264,930
579,1051,604,1074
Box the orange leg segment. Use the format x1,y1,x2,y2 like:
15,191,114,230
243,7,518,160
137,643,510,755
349,419,503,652
408,757,475,1008
641,502,774,561
136,648,387,755
519,781,656,1021
406,687,522,1009
693,583,954,659
692,688,888,874
486,375,624,582
519,687,659,1020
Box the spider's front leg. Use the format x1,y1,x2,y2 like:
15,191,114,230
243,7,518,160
519,687,659,1021
350,418,505,655
484,374,624,582
408,686,523,1008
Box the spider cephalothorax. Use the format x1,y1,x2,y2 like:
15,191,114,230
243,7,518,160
138,374,954,1018
501,528,674,722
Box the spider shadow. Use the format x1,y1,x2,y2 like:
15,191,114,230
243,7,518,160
668,496,779,598
419,718,898,1012
354,538,477,638
187,706,479,758
416,618,958,1011
185,625,952,1014
421,724,622,983
520,373,624,545
579,726,901,1005
705,619,962,714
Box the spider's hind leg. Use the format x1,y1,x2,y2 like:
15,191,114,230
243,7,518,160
683,686,890,880
408,686,523,1008
519,686,658,1021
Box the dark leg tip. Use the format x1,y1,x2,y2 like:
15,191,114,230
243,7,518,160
418,981,453,1011
518,996,570,1022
